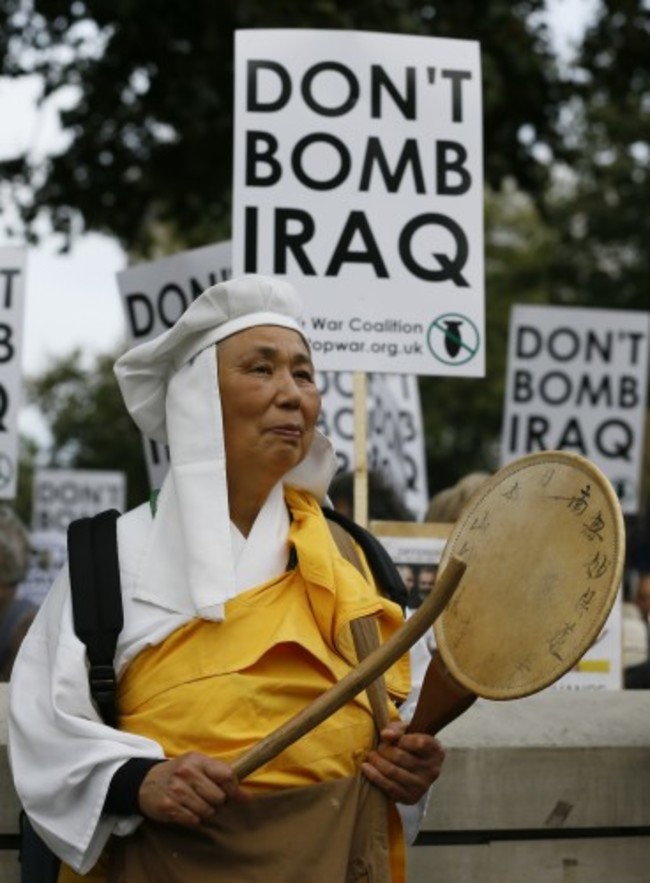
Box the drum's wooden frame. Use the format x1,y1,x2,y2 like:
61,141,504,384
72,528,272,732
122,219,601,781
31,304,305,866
434,450,625,699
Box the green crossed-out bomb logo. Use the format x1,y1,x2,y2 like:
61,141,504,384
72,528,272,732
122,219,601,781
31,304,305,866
427,313,480,365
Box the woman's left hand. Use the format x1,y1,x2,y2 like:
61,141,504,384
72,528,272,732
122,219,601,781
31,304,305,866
361,721,446,805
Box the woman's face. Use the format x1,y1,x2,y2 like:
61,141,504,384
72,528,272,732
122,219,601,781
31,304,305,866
218,325,321,487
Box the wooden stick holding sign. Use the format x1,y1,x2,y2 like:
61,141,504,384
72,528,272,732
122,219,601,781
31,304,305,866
352,371,369,529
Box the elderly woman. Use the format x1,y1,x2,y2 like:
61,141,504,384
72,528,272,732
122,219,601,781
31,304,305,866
9,275,444,883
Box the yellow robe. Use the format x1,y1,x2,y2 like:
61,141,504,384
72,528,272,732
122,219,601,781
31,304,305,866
59,488,409,881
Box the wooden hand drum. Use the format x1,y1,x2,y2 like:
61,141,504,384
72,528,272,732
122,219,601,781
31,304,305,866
408,450,625,735
233,450,624,775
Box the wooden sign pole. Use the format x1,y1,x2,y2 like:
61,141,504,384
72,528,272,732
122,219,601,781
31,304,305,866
353,371,369,529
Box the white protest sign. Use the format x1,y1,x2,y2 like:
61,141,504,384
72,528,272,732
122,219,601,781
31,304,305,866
32,468,127,534
116,241,232,489
233,29,484,377
17,530,68,608
549,593,622,692
0,248,27,499
501,305,650,514
318,372,429,518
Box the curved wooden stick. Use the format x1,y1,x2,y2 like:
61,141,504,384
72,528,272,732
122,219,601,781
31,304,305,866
232,555,466,780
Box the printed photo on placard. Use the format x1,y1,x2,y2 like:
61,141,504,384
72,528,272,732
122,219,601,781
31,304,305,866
371,521,452,611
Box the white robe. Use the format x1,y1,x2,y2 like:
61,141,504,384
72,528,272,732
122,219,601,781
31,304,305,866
9,480,427,873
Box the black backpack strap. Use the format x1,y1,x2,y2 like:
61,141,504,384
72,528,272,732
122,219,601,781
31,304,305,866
322,507,408,610
68,509,122,728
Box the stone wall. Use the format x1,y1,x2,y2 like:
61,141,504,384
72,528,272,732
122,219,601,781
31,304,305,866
2,685,649,882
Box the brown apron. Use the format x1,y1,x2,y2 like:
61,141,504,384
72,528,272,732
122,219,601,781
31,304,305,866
107,774,394,883
105,518,403,883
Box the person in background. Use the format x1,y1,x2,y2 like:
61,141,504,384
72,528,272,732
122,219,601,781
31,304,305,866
9,275,445,883
415,565,438,605
424,472,491,524
396,564,419,610
396,563,416,594
621,574,648,668
624,565,650,689
635,570,650,626
0,506,35,681
621,517,650,689
328,469,415,522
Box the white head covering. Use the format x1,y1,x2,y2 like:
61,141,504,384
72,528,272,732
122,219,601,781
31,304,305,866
114,274,338,621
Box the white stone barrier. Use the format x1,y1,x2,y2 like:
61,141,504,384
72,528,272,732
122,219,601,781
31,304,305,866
2,686,649,882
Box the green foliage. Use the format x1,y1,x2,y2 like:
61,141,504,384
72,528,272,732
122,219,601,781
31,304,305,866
14,433,40,524
547,0,650,314
3,0,649,508
26,349,150,510
420,185,560,491
0,0,563,253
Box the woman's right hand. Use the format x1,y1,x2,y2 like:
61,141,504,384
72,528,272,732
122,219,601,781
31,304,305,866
138,751,247,827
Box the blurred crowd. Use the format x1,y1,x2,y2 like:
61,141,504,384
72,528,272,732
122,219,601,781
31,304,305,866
621,514,650,688
0,506,36,681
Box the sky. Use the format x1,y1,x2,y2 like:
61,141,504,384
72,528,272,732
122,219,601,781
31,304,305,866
0,0,600,437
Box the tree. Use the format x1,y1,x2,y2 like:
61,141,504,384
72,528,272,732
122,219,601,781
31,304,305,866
547,0,650,314
420,183,560,491
15,433,40,524
0,0,563,253
26,348,150,510
8,1,649,508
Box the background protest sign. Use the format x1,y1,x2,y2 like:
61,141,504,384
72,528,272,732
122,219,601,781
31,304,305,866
17,531,68,608
32,468,126,534
233,29,485,377
117,241,233,343
0,247,27,500
548,596,623,692
375,520,623,692
318,371,429,518
501,304,650,515
116,241,233,489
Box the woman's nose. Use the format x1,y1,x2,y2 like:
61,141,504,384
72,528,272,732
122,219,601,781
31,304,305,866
275,370,301,403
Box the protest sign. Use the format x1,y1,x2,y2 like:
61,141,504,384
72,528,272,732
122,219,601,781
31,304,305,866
548,594,623,692
0,247,27,499
374,520,623,692
117,241,233,489
233,29,484,377
318,372,429,518
372,521,451,608
17,530,68,608
501,304,650,514
118,241,233,343
32,468,126,534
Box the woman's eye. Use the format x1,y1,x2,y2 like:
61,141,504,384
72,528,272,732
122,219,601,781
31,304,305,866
294,370,314,383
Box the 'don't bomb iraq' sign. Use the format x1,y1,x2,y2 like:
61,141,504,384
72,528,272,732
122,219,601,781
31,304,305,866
233,29,485,377
32,469,127,533
0,248,27,501
117,241,233,491
501,305,650,514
